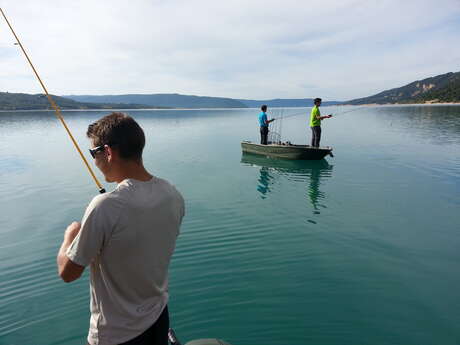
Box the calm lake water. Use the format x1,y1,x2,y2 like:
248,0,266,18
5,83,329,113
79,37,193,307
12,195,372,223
0,105,459,345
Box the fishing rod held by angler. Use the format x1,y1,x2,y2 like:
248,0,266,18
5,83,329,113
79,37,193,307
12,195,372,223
271,105,370,121
0,8,105,193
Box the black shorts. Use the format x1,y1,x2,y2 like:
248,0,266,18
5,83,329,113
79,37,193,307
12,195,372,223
87,305,169,345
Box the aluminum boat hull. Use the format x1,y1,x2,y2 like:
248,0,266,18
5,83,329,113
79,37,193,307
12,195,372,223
241,141,332,160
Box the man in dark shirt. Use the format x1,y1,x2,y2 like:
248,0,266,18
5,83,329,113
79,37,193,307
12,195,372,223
258,105,275,145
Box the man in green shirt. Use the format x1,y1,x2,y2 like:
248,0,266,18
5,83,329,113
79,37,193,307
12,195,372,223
310,98,332,147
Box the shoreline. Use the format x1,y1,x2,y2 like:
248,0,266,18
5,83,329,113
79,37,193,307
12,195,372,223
1,103,460,112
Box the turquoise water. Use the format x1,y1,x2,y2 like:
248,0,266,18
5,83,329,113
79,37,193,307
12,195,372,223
0,106,459,345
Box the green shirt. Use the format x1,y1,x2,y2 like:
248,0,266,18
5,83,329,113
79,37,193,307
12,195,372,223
310,106,321,127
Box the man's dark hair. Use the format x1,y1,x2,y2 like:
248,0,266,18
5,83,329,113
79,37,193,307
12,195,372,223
314,98,322,104
261,105,268,112
87,112,145,161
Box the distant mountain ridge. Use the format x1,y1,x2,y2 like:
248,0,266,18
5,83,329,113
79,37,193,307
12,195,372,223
3,71,458,111
1,92,341,110
237,98,342,107
64,94,247,109
346,71,460,104
0,92,166,111
64,94,342,109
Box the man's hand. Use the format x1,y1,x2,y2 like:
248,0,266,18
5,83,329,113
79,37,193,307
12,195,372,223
57,221,85,283
64,221,81,243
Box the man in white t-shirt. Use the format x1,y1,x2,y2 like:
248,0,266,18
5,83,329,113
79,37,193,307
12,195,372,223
56,112,184,345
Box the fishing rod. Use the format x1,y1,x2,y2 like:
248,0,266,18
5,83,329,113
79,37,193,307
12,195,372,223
332,105,370,116
0,8,106,193
270,105,369,121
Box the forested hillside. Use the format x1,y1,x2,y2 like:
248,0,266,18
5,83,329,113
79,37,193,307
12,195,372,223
0,92,163,110
346,72,460,104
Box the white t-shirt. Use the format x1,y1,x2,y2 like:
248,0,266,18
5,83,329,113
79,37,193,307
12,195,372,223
67,177,184,345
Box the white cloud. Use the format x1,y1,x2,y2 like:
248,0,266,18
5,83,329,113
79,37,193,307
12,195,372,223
1,0,459,100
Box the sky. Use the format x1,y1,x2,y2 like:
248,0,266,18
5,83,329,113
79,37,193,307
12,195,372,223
1,0,460,101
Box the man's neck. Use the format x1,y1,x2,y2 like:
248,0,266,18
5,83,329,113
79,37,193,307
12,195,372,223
112,161,153,184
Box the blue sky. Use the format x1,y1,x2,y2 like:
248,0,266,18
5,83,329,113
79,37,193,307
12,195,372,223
1,0,459,100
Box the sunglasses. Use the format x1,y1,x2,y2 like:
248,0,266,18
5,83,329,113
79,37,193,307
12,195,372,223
89,145,106,158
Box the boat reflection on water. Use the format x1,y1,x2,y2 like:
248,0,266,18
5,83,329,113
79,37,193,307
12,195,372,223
241,153,333,219
256,166,274,197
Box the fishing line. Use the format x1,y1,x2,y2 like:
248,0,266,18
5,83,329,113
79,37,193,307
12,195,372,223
332,106,370,116
0,8,105,193
279,108,284,141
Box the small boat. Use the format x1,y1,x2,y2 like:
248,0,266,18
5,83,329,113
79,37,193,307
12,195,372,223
241,141,333,160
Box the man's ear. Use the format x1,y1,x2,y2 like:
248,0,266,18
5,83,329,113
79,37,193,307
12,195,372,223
105,144,115,162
